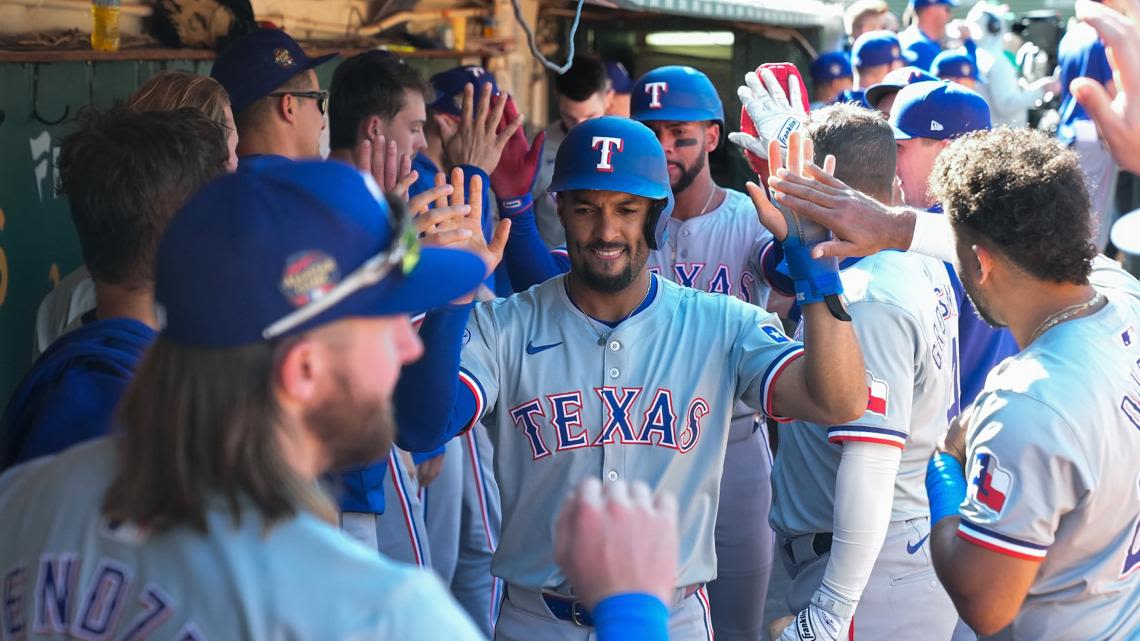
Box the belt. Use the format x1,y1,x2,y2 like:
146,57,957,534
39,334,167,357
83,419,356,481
783,532,833,565
539,583,704,627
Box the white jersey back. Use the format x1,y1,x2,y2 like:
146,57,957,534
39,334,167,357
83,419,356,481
0,438,484,641
770,251,959,536
460,275,802,591
957,259,1140,641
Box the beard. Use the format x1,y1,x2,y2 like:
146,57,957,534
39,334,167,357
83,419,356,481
305,372,396,471
670,151,707,195
570,238,651,294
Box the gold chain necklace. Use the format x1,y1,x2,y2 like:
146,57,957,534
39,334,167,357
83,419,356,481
1027,292,1105,345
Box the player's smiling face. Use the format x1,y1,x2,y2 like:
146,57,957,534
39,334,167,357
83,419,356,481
645,120,717,195
558,189,653,294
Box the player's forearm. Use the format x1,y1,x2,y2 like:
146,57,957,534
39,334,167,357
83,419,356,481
394,303,474,451
593,593,669,641
499,198,566,291
929,516,1016,634
798,304,865,424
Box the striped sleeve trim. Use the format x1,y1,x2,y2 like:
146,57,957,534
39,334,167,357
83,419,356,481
958,519,1048,562
458,367,487,435
827,425,907,449
762,345,806,423
551,248,569,258
411,312,426,329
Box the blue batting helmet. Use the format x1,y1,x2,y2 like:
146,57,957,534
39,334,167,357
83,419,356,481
547,116,673,250
630,66,725,130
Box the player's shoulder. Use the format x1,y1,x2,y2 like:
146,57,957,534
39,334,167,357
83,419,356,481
0,437,114,521
841,251,947,308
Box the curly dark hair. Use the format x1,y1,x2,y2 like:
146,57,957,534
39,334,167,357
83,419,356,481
930,128,1097,285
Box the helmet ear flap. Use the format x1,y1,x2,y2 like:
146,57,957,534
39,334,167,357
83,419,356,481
645,199,669,250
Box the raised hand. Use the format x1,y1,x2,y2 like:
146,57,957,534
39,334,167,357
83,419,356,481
437,82,525,174
352,134,417,198
489,95,545,199
729,67,808,163
1073,0,1140,174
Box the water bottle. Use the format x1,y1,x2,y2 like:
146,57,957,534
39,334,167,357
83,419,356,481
91,0,121,52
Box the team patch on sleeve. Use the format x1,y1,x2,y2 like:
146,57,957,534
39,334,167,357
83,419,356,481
966,450,1012,517
827,425,907,449
762,344,806,423
957,519,1048,561
865,371,888,417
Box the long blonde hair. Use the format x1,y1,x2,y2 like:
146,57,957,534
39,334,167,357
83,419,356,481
128,70,231,128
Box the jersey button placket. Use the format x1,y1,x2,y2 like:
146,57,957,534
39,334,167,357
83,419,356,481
601,333,628,486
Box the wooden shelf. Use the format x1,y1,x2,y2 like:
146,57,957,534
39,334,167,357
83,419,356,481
0,46,495,64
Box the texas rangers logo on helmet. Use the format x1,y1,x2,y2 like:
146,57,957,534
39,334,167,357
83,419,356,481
644,81,669,109
280,250,340,307
592,136,624,173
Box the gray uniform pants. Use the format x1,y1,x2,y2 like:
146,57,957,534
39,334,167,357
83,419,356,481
780,517,957,640
708,424,775,641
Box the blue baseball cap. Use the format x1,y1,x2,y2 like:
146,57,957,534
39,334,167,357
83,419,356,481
889,80,991,140
864,66,939,108
429,65,499,116
810,52,853,82
910,0,957,8
630,66,724,124
851,31,913,68
605,61,634,94
211,28,337,115
156,160,486,347
931,51,980,81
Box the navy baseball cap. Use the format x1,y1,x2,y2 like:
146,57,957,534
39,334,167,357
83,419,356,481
605,61,633,94
210,28,338,115
429,65,499,117
851,31,914,68
911,0,957,7
156,160,486,347
864,66,939,108
931,51,980,81
890,81,991,140
810,52,853,82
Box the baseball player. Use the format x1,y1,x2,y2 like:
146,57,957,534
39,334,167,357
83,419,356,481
756,108,960,641
861,66,938,116
809,52,854,109
843,31,910,105
930,50,980,90
899,0,955,72
923,128,1140,640
395,114,867,640
490,65,783,640
1,108,229,470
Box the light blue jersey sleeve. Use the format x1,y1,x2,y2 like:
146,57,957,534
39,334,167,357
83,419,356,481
458,300,503,431
731,302,805,421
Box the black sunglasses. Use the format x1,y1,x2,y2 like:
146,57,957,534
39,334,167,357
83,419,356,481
268,90,329,115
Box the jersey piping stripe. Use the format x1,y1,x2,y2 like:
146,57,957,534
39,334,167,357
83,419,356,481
761,345,806,423
464,429,503,631
759,240,794,297
695,586,715,641
958,519,1048,561
826,425,907,449
458,367,487,435
411,312,427,328
388,451,427,567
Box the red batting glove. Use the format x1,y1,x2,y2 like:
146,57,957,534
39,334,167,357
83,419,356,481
490,96,545,199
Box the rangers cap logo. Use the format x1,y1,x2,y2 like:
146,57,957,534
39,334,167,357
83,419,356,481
829,63,841,76
591,136,624,172
280,251,340,307
961,63,971,76
644,81,669,109
273,47,296,68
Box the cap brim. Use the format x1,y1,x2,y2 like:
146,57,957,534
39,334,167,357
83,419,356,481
901,50,918,64
290,246,486,335
891,123,915,140
306,52,339,70
864,84,902,108
1111,210,1140,255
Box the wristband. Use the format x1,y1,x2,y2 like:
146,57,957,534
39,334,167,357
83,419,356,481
496,192,535,219
926,451,968,525
780,243,844,306
592,593,669,641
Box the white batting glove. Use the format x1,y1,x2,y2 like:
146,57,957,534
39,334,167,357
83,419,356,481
728,68,807,162
777,584,856,641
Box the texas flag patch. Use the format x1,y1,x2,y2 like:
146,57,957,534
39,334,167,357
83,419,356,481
968,451,1012,517
866,372,888,417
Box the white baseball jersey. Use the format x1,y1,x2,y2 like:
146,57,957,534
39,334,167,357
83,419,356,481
957,259,1140,641
770,251,960,536
459,274,802,591
0,438,485,641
